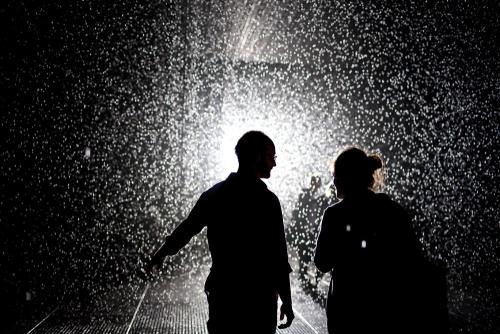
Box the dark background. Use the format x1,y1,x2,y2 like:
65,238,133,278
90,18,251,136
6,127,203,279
1,0,499,333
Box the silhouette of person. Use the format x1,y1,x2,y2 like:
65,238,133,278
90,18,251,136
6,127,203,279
147,131,294,334
289,176,324,296
314,147,423,334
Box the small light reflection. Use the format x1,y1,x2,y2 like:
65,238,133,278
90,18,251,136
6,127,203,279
84,147,91,159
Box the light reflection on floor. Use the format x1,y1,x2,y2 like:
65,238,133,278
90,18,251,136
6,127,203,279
27,270,328,334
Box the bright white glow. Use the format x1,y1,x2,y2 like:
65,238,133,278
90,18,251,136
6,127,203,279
218,124,245,176
361,240,367,248
346,224,351,232
217,112,294,181
212,100,341,223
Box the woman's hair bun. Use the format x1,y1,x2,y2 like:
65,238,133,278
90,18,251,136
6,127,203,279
334,147,385,191
366,154,383,172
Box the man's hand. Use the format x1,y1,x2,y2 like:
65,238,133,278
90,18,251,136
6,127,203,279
278,303,294,329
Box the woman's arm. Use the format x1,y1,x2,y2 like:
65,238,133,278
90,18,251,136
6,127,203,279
314,209,335,273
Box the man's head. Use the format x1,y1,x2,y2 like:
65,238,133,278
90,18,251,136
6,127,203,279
235,131,276,179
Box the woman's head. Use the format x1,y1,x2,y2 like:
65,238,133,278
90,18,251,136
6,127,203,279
333,147,383,198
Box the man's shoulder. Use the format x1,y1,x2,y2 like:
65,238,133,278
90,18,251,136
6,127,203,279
201,173,243,198
202,174,280,202
202,177,230,198
266,188,280,204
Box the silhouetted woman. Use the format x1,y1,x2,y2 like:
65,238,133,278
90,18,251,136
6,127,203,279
314,147,421,334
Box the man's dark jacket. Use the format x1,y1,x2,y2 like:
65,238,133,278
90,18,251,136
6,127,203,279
161,172,292,331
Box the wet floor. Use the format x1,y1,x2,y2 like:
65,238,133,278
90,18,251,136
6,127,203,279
26,272,328,334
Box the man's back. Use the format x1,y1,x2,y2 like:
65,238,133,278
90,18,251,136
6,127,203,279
147,131,294,333
200,173,290,292
192,173,290,333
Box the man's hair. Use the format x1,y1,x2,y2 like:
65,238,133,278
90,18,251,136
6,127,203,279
235,131,274,166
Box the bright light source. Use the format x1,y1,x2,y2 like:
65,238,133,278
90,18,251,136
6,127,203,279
213,101,341,223
218,125,245,176
216,111,293,180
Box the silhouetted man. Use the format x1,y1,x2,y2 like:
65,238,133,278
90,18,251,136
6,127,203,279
147,131,294,334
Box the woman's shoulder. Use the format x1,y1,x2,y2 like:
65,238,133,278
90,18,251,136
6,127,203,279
373,192,409,218
323,200,346,218
373,192,402,206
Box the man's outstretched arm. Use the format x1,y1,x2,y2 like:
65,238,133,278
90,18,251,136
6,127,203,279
147,194,208,271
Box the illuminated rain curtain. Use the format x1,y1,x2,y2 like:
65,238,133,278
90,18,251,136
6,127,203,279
2,0,499,333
